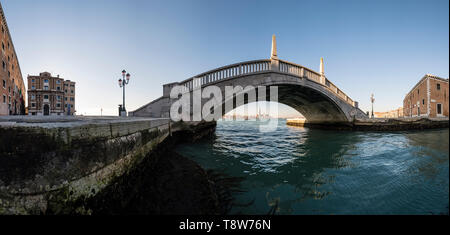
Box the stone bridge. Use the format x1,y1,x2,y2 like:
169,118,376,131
130,35,367,124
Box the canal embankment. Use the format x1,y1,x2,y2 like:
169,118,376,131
286,117,449,131
0,116,232,215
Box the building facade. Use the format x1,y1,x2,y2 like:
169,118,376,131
27,72,76,116
63,80,76,115
403,74,449,118
0,3,26,116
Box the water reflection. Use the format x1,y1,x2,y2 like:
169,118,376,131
404,129,449,184
175,120,449,215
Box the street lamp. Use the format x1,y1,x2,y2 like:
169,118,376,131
118,69,131,116
370,93,375,119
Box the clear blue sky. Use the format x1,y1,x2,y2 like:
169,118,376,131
2,0,449,116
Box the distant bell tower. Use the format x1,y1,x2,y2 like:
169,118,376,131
271,34,278,59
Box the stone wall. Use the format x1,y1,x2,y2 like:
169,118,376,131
286,117,449,131
0,117,175,214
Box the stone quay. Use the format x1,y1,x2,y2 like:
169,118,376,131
0,116,216,214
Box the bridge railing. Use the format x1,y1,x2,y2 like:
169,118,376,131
278,60,322,84
325,79,355,106
279,60,355,107
175,58,356,107
178,59,271,93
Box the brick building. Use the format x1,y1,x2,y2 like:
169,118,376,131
0,3,26,116
27,72,76,116
403,74,449,118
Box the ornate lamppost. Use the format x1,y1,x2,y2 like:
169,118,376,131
370,93,375,118
118,70,131,117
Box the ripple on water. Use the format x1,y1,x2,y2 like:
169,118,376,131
175,120,449,215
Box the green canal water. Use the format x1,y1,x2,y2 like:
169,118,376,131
174,119,449,215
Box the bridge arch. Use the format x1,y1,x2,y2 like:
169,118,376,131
130,40,368,123
202,73,354,124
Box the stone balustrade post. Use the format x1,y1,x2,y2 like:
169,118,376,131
271,59,279,72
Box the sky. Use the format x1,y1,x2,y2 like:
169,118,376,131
2,0,449,116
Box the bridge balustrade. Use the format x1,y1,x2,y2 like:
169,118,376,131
176,59,356,107
178,60,271,92
278,61,322,84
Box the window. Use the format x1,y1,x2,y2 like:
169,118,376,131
56,103,61,108
44,79,49,83
44,95,49,99
422,99,425,105
437,84,441,90
2,79,5,88
70,97,74,101
2,95,5,103
57,95,61,100
418,89,419,94
65,104,68,108
65,89,67,93
31,103,36,107
2,61,5,70
31,95,35,100
437,104,442,115
64,97,68,101
44,85,49,90
56,80,61,84
31,79,35,83
31,85,35,90
57,86,60,91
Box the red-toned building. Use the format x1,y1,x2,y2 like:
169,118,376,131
403,74,449,118
0,2,26,116
27,72,76,116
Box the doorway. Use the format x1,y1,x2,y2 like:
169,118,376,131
437,103,442,115
44,104,50,116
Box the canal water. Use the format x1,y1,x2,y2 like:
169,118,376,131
174,119,449,215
